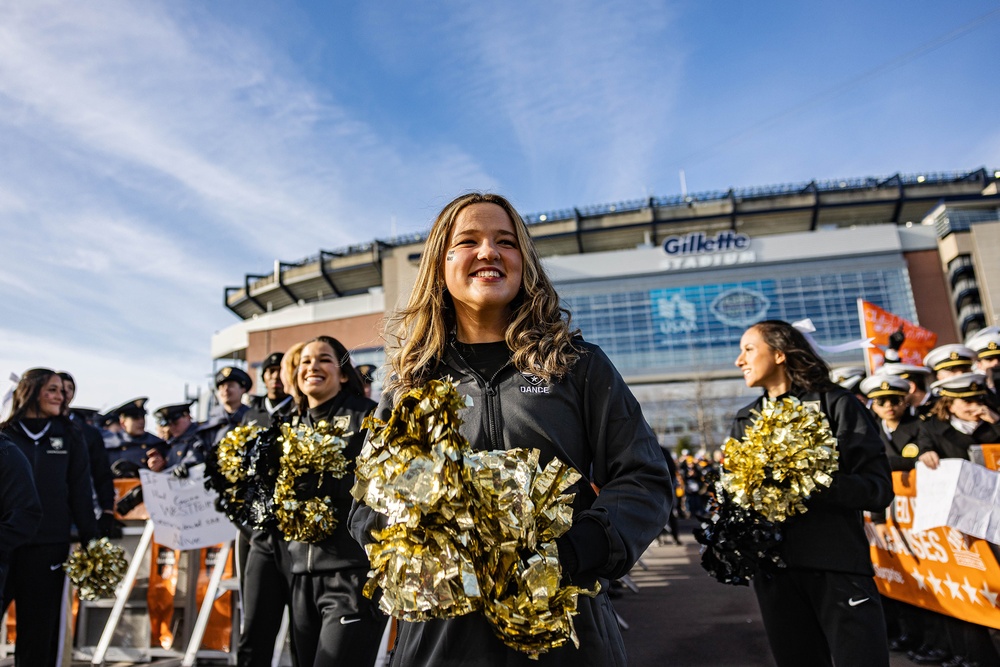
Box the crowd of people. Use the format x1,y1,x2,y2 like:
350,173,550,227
1,189,999,666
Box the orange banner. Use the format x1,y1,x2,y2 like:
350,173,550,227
859,300,938,372
868,471,1000,629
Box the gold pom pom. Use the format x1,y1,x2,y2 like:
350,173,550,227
215,423,262,509
721,396,839,523
273,418,351,543
354,379,596,657
64,538,128,601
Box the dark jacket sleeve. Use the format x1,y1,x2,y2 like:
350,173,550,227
67,429,99,543
0,440,42,551
564,345,673,581
807,390,893,512
82,424,115,512
348,394,393,550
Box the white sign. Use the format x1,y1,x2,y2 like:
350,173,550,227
139,464,237,550
913,459,1000,544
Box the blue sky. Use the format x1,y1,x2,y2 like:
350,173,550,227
2,1,999,414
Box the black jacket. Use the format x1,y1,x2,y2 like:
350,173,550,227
876,412,923,472
70,416,115,512
1,418,98,545
286,392,376,575
0,434,43,591
349,340,672,667
918,417,1000,460
731,387,893,576
242,395,294,429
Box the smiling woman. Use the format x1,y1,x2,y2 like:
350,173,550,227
0,368,98,667
729,320,893,667
349,192,672,666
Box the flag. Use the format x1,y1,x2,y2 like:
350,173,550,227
858,300,937,373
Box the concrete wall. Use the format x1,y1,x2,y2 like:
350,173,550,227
904,249,959,343
971,220,1000,325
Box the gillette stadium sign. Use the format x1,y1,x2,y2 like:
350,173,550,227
661,231,755,270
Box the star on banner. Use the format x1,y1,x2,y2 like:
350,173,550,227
926,571,944,596
910,569,927,590
943,574,962,600
962,578,981,605
980,581,999,608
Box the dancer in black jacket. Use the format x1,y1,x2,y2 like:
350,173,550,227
0,368,98,667
349,192,671,666
732,320,893,667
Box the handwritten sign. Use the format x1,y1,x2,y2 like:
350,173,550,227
913,460,1000,544
139,464,237,550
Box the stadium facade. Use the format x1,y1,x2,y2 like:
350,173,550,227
212,168,1000,449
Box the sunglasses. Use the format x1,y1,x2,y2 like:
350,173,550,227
873,396,905,406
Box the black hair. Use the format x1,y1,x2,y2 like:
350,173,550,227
0,368,68,429
751,320,838,395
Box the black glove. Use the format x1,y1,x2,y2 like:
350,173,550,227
172,462,189,479
114,485,144,515
98,512,125,539
111,459,141,479
888,326,906,351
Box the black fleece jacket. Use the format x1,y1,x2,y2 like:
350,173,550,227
731,387,893,576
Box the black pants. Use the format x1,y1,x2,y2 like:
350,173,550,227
753,568,889,667
290,568,387,667
1,542,70,667
238,531,297,667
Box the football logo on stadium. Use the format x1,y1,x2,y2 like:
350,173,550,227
709,288,770,327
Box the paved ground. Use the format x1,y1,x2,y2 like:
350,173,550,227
613,520,917,666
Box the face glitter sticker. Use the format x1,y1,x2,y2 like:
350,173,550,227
446,250,456,261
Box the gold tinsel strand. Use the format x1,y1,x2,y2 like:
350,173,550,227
273,418,351,543
215,423,262,508
64,538,128,601
353,379,596,657
721,396,839,523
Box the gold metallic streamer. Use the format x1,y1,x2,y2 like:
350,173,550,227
273,418,351,543
721,396,839,523
353,379,596,657
64,538,128,601
214,423,262,510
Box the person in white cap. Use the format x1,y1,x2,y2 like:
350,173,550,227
922,344,976,381
860,375,922,471
917,372,1000,469
881,363,935,418
830,366,866,402
967,327,1000,399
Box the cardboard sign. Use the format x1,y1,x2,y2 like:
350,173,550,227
913,460,1000,544
138,464,237,550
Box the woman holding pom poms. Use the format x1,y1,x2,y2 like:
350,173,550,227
0,368,98,666
282,335,385,667
349,192,672,666
732,321,893,667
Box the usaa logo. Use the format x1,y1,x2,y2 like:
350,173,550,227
520,372,550,394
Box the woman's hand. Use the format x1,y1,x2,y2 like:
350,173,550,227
918,451,940,470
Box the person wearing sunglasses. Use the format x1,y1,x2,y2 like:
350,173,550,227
917,372,1000,470
860,375,922,472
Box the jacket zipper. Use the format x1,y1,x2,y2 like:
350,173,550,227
449,345,510,451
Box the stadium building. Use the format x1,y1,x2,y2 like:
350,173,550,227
213,168,1000,449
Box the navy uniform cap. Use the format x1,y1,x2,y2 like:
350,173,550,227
830,366,865,392
930,372,989,399
153,402,193,425
923,344,976,373
215,366,252,390
859,374,910,398
110,397,148,418
881,362,931,379
261,352,283,371
356,364,377,384
967,328,1000,360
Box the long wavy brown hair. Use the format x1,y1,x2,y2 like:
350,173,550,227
384,192,579,396
0,368,66,429
751,320,837,395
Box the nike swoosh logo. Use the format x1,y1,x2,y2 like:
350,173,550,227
848,597,869,606
339,617,361,625
50,563,64,571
